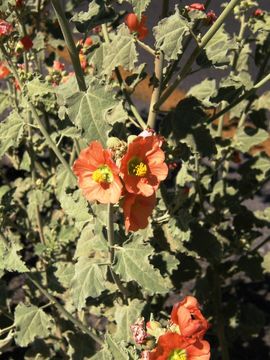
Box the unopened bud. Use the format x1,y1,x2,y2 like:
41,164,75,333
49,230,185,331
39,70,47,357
106,137,123,149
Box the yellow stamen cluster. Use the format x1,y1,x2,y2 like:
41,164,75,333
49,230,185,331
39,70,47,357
128,157,148,177
169,349,187,360
92,165,113,183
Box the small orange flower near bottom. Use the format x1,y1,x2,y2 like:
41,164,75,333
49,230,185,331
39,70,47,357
73,141,122,204
0,63,10,79
149,332,210,360
122,192,156,232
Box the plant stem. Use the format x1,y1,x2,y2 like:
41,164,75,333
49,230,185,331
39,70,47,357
147,51,164,129
146,0,169,128
136,39,155,56
25,273,104,346
107,204,128,303
156,0,241,110
50,0,87,92
0,324,15,336
217,101,226,137
27,113,46,246
0,43,75,179
209,72,270,123
250,235,270,253
101,24,147,129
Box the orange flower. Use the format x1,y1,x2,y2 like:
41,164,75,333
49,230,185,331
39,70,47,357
125,13,148,40
170,296,209,341
122,192,156,232
73,141,122,204
149,332,210,360
0,63,10,79
120,135,168,197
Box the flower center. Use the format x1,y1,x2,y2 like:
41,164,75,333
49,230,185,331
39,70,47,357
168,349,187,360
92,165,113,183
128,157,147,177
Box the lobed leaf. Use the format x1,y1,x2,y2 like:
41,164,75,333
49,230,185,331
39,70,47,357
14,304,55,347
153,8,190,61
113,239,172,294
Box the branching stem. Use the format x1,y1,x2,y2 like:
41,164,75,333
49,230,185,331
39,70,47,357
50,0,86,92
0,43,75,179
156,0,241,109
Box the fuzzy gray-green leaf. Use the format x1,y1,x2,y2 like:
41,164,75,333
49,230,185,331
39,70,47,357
153,9,189,61
66,81,118,145
14,304,55,347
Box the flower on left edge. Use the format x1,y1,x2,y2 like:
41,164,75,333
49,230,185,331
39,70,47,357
73,141,122,204
0,20,13,36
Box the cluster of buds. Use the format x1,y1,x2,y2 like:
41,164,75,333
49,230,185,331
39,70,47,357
185,3,217,25
45,60,67,87
125,13,148,40
234,0,259,18
131,296,210,360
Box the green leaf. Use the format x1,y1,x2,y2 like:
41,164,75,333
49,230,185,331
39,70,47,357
106,334,129,360
74,223,108,258
103,25,138,76
0,111,24,158
251,155,270,181
59,189,92,231
14,304,55,347
55,262,75,288
114,299,144,342
0,242,28,276
153,9,189,61
71,258,108,309
66,81,118,145
160,251,180,275
234,127,269,153
251,91,270,111
113,239,171,294
187,79,217,107
55,164,77,200
0,92,10,116
71,0,115,33
197,25,237,68
90,346,112,360
127,0,151,20
262,252,270,273
27,78,56,100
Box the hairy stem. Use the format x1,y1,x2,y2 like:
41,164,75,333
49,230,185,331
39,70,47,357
156,0,241,109
101,24,146,129
50,0,87,92
26,273,104,346
107,204,128,302
147,51,164,129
